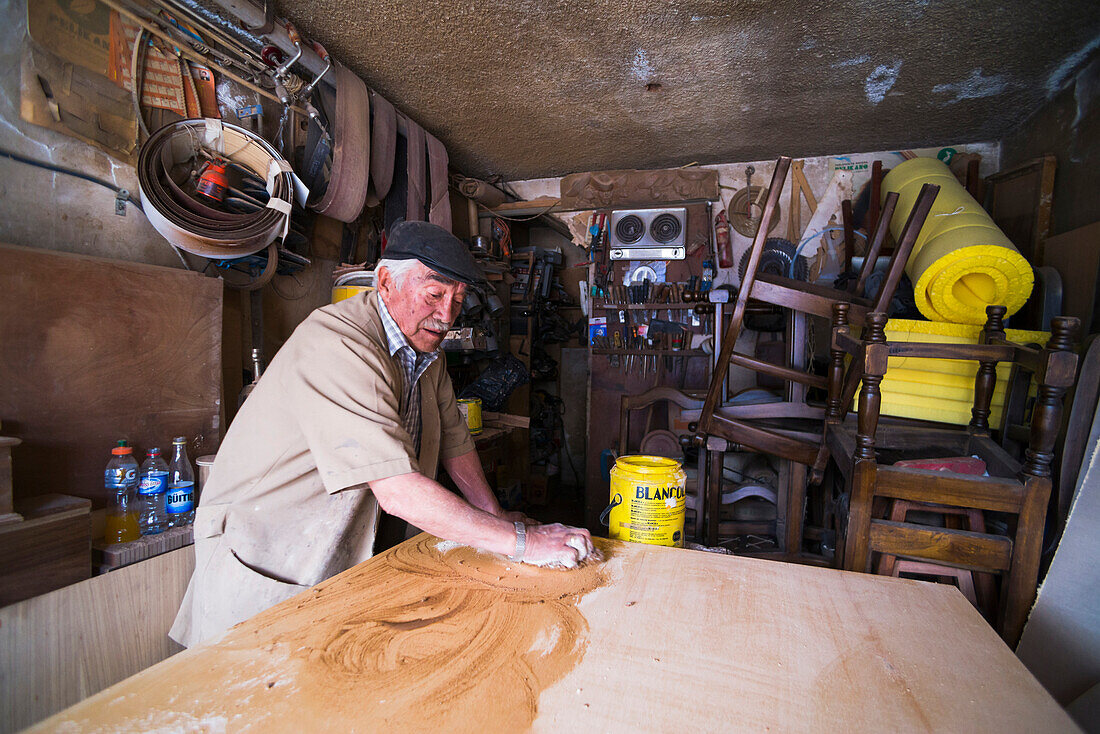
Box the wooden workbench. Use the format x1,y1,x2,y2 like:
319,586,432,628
31,536,1075,732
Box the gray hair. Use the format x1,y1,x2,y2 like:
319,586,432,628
375,258,420,289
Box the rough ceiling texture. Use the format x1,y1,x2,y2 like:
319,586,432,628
276,0,1100,181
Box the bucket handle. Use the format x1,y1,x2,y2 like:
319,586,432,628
599,493,623,527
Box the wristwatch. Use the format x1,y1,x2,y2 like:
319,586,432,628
509,520,526,561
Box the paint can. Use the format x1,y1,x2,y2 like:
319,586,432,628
457,397,483,435
604,455,686,547
331,270,376,304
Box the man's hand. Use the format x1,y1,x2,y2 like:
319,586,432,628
498,509,538,525
520,523,596,568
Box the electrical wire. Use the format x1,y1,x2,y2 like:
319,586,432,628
0,148,142,209
0,147,198,271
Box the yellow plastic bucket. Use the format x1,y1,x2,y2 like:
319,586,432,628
331,285,373,304
882,158,1033,324
606,455,687,547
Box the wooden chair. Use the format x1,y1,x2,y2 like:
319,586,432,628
618,387,704,538
691,155,941,554
827,307,1079,646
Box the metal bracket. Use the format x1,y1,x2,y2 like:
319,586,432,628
115,189,129,216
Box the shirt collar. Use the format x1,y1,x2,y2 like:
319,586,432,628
377,294,441,363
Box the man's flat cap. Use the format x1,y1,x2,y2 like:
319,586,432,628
385,220,485,286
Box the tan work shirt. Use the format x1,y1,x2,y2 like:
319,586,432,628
170,291,475,647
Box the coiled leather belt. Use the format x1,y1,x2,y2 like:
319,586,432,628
138,118,295,258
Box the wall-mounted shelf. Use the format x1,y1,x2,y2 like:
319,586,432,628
594,303,704,310
591,348,707,356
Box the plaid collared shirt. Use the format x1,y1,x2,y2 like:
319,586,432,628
377,296,440,455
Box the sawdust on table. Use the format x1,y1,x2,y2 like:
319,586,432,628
41,536,612,734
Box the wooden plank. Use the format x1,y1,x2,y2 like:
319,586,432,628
0,438,22,522
869,520,1013,572
93,525,194,570
708,415,820,467
1,546,195,734
0,494,91,605
1042,221,1100,334
482,411,530,429
968,434,1024,477
483,196,562,217
874,467,1026,512
0,244,223,506
985,155,1056,264
751,275,869,320
716,403,824,421
30,536,1074,732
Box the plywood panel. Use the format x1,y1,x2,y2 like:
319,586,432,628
1043,221,1100,334
0,244,223,506
31,536,1074,733
0,546,195,734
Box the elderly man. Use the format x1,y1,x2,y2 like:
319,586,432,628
170,220,593,648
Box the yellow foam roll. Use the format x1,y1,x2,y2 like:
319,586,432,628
883,158,1033,324
881,371,1008,404
852,318,1048,425
879,392,1004,426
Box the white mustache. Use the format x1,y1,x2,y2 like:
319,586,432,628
423,319,451,332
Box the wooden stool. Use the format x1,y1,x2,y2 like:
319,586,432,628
876,499,997,618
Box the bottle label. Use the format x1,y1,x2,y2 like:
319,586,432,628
138,471,169,496
166,482,195,514
105,468,130,489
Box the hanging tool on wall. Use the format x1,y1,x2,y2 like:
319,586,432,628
786,159,819,243
728,164,782,239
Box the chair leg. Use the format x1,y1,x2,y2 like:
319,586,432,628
784,462,808,557
875,499,910,576
706,448,724,546
843,460,877,573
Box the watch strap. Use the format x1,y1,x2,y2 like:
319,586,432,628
509,520,526,561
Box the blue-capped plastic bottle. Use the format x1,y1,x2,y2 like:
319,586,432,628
167,437,196,527
138,447,169,535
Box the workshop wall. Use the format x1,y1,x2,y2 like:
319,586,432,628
1001,53,1100,236
0,2,340,428
0,4,177,268
507,141,1001,290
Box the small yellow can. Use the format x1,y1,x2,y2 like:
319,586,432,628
457,397,483,435
607,455,687,547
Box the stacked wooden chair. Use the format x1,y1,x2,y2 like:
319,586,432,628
825,306,1079,646
690,155,940,556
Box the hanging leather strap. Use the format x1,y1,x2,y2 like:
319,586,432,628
311,63,370,223
405,120,426,222
426,131,451,232
370,90,397,201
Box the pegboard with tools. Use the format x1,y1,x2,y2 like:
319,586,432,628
584,202,720,383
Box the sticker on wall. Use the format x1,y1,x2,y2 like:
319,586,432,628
829,155,872,174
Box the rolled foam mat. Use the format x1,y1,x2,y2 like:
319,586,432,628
883,158,1033,324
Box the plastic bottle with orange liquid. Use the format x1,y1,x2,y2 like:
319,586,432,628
104,444,140,544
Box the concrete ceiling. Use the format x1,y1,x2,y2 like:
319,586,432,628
276,0,1100,181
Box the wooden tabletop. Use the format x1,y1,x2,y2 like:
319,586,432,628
33,536,1075,733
